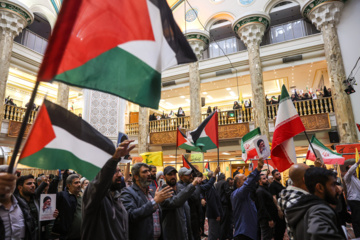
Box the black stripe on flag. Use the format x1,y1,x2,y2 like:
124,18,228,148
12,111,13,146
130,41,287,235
148,0,197,64
190,112,216,143
44,100,115,155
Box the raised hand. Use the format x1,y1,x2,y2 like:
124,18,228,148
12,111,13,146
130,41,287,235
113,140,135,159
154,186,173,204
257,158,264,171
191,177,203,186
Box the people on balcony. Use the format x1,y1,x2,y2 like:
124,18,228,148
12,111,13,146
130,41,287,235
244,99,251,108
149,113,157,121
6,98,17,107
176,107,185,117
25,102,36,110
233,101,241,110
207,106,212,114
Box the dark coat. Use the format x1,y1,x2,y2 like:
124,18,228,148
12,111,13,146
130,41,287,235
82,158,128,240
215,179,232,207
255,185,278,222
52,190,79,237
160,183,196,240
120,183,163,240
0,195,37,240
205,182,223,219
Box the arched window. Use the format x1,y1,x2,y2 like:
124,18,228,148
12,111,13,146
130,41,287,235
14,13,51,54
206,20,245,59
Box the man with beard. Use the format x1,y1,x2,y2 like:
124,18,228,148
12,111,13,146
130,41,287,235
286,167,345,239
120,163,173,239
160,166,203,240
149,165,158,193
269,169,286,240
255,174,278,240
52,174,82,240
82,140,135,240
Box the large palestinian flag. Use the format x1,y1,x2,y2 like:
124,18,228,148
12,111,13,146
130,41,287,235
241,128,261,160
306,136,345,164
271,85,305,172
190,112,219,152
177,127,202,152
37,0,197,109
19,100,115,180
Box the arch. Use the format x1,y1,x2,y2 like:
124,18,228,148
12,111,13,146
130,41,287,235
204,12,235,32
263,0,301,14
29,4,57,29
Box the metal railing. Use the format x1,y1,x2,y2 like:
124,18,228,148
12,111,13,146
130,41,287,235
14,28,48,54
125,97,334,135
3,105,37,124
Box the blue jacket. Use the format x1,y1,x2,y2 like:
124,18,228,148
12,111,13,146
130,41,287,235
231,168,260,240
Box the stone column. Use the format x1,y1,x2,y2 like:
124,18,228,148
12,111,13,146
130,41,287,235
233,14,270,140
0,2,32,120
138,107,149,154
56,83,69,109
304,0,357,143
185,31,209,129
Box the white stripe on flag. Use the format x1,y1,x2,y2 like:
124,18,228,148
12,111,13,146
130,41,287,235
282,138,297,165
46,126,112,168
275,98,298,126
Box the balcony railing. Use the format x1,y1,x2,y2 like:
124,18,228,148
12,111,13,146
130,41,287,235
3,105,37,124
14,28,48,54
125,97,334,135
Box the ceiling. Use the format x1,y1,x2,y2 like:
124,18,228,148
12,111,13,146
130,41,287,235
159,60,329,111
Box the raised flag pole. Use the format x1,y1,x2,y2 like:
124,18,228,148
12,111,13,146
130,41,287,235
8,81,40,173
217,147,220,166
304,131,318,159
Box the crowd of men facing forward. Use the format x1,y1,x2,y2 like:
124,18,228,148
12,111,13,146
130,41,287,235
0,140,359,240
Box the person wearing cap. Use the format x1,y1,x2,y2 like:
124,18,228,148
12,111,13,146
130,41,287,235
160,166,203,240
121,163,173,239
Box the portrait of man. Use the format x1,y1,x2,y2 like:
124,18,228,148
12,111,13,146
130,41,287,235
254,136,270,159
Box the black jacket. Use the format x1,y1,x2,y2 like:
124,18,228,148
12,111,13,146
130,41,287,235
82,158,128,240
215,179,232,207
205,182,223,219
255,185,278,222
120,183,163,240
286,194,345,240
52,190,79,237
160,183,196,240
0,195,37,240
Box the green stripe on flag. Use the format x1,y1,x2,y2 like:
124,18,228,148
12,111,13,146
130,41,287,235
196,137,218,152
19,148,101,180
311,135,342,156
55,47,161,109
242,127,261,142
279,85,290,103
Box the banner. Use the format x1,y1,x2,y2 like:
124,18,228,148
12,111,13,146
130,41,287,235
336,144,360,160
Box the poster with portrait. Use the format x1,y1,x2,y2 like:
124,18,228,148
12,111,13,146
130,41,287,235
253,135,271,160
39,194,56,221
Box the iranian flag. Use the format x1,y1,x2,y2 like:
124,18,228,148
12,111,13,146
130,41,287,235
306,136,345,164
19,100,115,180
241,127,261,160
190,112,219,152
37,0,197,109
271,85,305,172
177,127,202,152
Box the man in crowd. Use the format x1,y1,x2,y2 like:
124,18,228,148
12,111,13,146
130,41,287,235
278,163,309,239
0,165,37,240
233,167,241,178
16,175,40,235
231,158,264,240
216,173,233,240
120,163,173,239
255,174,278,240
160,166,203,240
52,174,82,240
287,167,345,239
82,140,135,240
344,159,360,237
149,165,158,192
269,169,286,240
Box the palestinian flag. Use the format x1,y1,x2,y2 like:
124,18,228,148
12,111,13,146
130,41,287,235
205,162,210,172
306,136,345,164
177,127,202,152
271,85,305,172
19,100,115,180
241,128,261,160
37,0,197,109
182,154,199,174
190,112,219,152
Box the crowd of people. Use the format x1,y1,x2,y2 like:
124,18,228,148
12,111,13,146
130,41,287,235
0,140,359,240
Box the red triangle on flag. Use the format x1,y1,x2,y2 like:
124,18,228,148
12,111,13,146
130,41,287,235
20,104,56,159
182,155,190,169
356,123,360,132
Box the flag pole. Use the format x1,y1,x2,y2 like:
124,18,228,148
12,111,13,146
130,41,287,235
175,147,178,170
304,130,317,158
8,81,40,173
217,147,220,166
